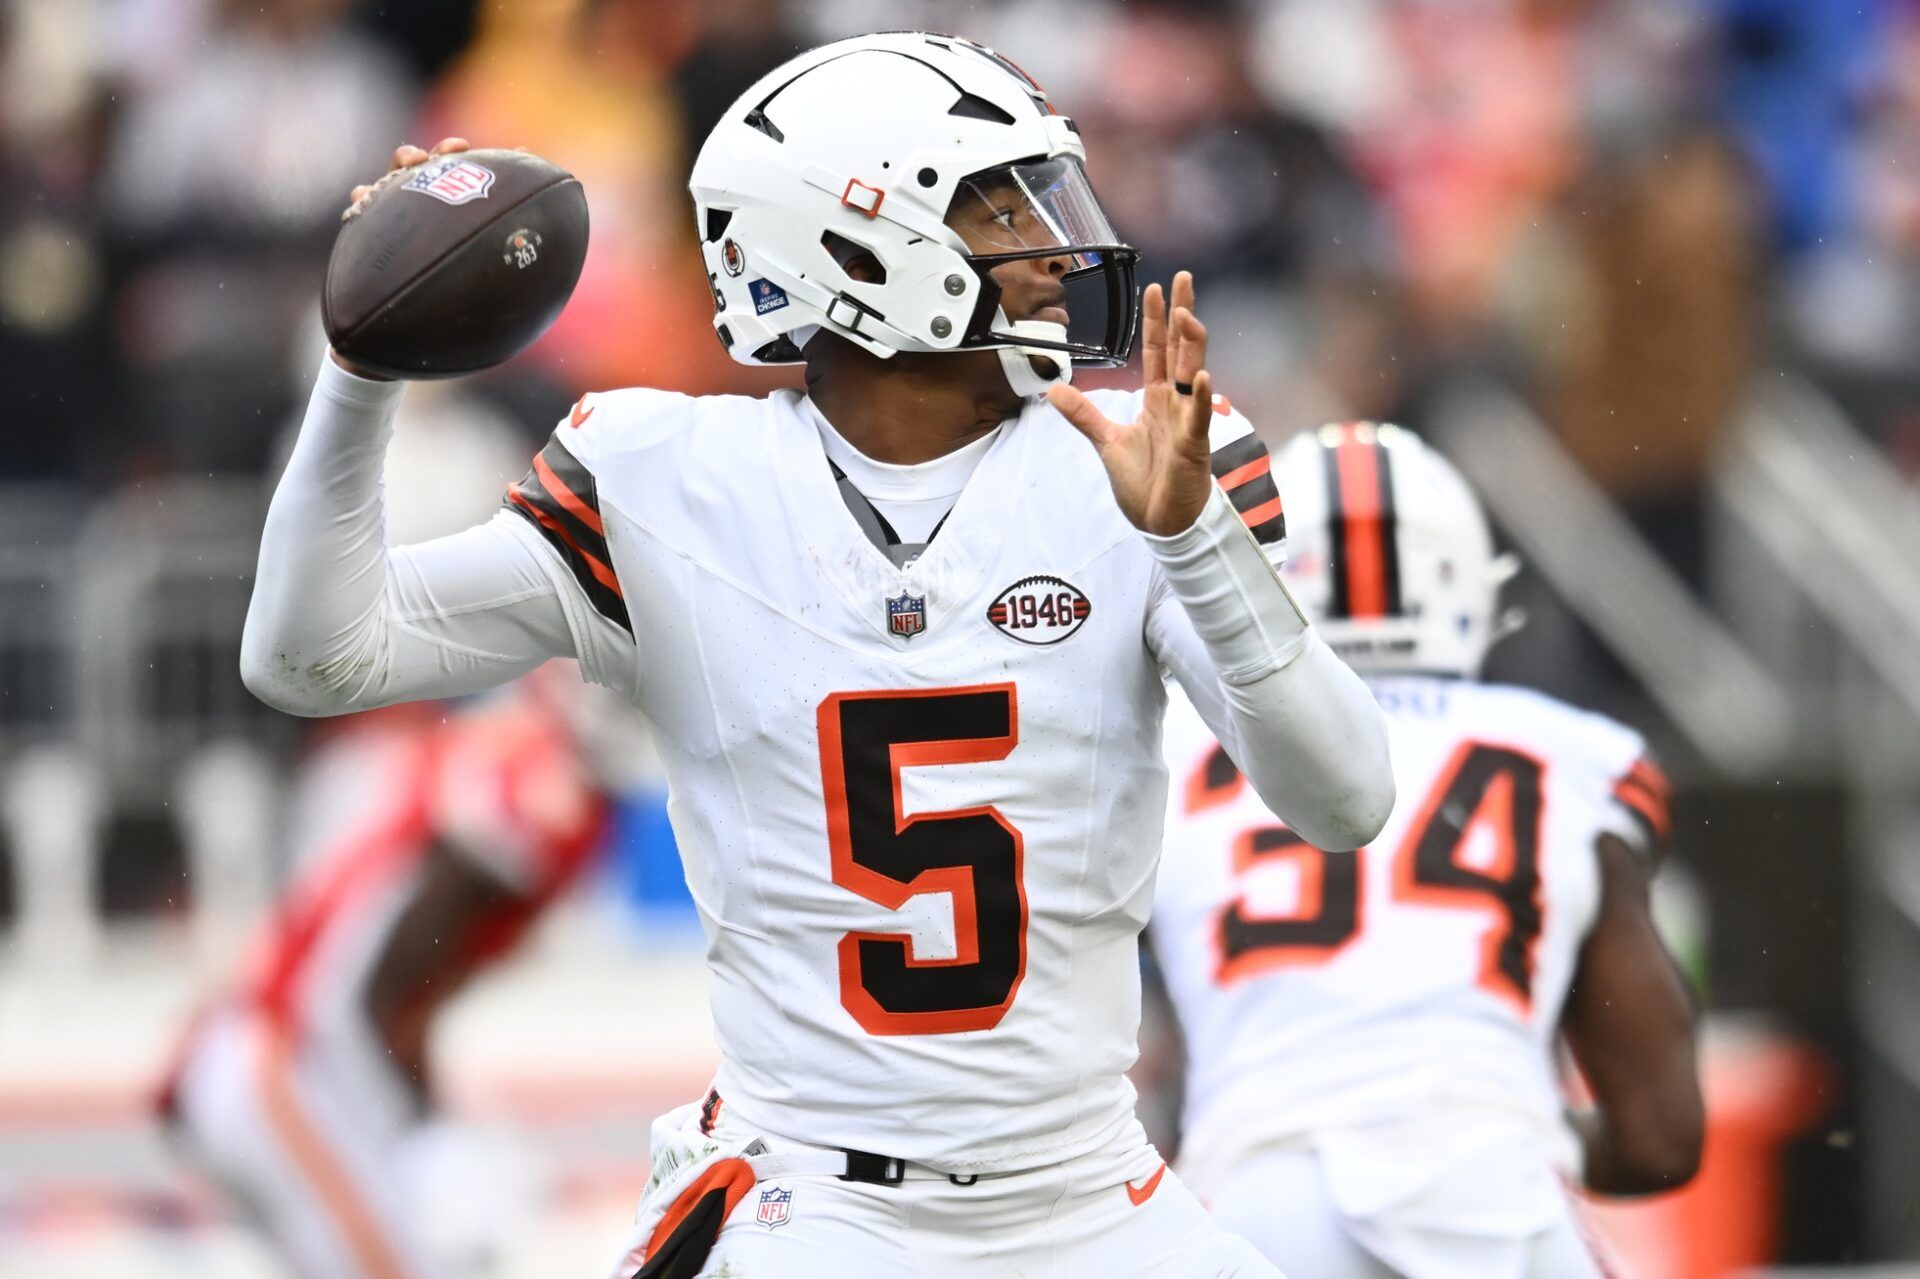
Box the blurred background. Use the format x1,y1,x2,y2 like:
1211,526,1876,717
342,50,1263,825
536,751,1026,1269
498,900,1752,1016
1,0,1917,1274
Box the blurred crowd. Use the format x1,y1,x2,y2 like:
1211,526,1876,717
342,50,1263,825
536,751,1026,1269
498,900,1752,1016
5,0,1920,507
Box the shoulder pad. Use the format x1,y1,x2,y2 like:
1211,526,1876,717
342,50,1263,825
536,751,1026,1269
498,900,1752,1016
549,386,700,472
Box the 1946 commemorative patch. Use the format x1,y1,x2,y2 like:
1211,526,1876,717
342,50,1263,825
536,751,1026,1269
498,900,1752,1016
987,576,1090,645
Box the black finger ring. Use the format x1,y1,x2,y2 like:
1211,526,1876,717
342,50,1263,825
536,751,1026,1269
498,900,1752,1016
1173,381,1194,396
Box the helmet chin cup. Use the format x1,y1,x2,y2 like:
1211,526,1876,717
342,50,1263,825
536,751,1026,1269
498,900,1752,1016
996,319,1073,398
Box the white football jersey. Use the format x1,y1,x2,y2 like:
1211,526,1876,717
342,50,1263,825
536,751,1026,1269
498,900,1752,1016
505,385,1285,1172
1151,676,1669,1187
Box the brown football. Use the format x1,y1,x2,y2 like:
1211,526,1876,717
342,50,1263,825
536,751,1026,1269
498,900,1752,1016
323,148,589,379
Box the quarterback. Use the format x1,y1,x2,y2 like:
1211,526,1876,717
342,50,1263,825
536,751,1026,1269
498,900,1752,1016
1152,423,1703,1279
242,33,1391,1278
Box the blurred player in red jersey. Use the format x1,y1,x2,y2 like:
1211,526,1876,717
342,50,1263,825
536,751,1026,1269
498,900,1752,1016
1152,424,1704,1279
163,668,624,1279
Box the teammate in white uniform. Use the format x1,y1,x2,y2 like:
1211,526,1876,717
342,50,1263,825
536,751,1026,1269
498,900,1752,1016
239,33,1393,1279
1152,423,1704,1279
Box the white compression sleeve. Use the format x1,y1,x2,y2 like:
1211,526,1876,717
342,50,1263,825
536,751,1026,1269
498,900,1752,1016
240,357,583,716
1146,485,1394,851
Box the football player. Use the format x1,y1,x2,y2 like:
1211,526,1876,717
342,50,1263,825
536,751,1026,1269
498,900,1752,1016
1152,423,1704,1279
240,33,1394,1278
163,672,614,1279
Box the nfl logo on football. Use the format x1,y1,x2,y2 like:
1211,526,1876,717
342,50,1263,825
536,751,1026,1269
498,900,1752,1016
403,158,496,206
887,591,926,639
756,1185,793,1230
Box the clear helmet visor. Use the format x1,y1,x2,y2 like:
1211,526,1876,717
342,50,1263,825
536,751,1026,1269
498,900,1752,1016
945,156,1139,367
946,156,1120,270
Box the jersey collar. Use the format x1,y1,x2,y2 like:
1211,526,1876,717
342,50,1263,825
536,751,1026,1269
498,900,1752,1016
769,390,1033,650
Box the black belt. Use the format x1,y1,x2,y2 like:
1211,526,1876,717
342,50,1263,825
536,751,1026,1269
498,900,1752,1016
838,1147,908,1185
700,1090,972,1189
839,1147,979,1187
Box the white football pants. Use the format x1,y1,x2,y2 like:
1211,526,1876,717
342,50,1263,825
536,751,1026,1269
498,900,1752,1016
167,1005,443,1279
1204,1146,1609,1279
608,1098,1283,1279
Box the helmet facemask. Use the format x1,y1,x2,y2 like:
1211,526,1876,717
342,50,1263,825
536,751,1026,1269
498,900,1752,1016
943,156,1139,395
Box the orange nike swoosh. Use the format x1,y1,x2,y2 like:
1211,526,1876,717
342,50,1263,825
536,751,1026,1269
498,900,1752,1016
1125,1162,1167,1206
569,398,595,429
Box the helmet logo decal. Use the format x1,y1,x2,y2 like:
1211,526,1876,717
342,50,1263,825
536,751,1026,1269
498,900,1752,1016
986,576,1090,645
748,278,790,315
721,238,746,277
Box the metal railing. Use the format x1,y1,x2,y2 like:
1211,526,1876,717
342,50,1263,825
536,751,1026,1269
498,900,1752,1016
2,478,283,967
1713,376,1920,767
1431,381,1798,777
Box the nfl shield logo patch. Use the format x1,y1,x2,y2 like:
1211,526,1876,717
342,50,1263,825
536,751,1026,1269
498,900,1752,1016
403,158,495,205
756,1185,793,1229
886,591,926,639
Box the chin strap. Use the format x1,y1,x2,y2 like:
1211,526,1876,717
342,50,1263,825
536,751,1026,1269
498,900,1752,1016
995,319,1073,398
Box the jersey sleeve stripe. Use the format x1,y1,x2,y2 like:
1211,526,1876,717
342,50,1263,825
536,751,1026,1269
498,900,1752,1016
505,488,634,636
532,450,605,537
1211,437,1284,545
505,436,632,635
1226,467,1284,536
512,440,610,552
1612,774,1672,843
1217,452,1271,491
1209,434,1266,482
1225,468,1280,513
1239,496,1286,545
1627,758,1671,801
505,489,622,595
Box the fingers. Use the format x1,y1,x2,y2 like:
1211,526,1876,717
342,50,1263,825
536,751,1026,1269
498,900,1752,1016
1170,269,1195,319
1140,283,1167,386
1168,306,1208,392
1047,384,1117,449
1180,369,1214,454
1162,271,1197,385
345,139,471,221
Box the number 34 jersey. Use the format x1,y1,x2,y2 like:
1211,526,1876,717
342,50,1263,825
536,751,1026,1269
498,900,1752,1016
1150,677,1670,1183
504,385,1284,1173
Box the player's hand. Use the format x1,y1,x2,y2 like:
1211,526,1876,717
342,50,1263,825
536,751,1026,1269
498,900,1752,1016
1048,271,1216,537
330,139,471,380
342,137,471,223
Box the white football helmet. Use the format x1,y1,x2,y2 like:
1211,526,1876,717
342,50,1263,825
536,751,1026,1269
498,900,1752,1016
1276,422,1519,677
688,32,1139,397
